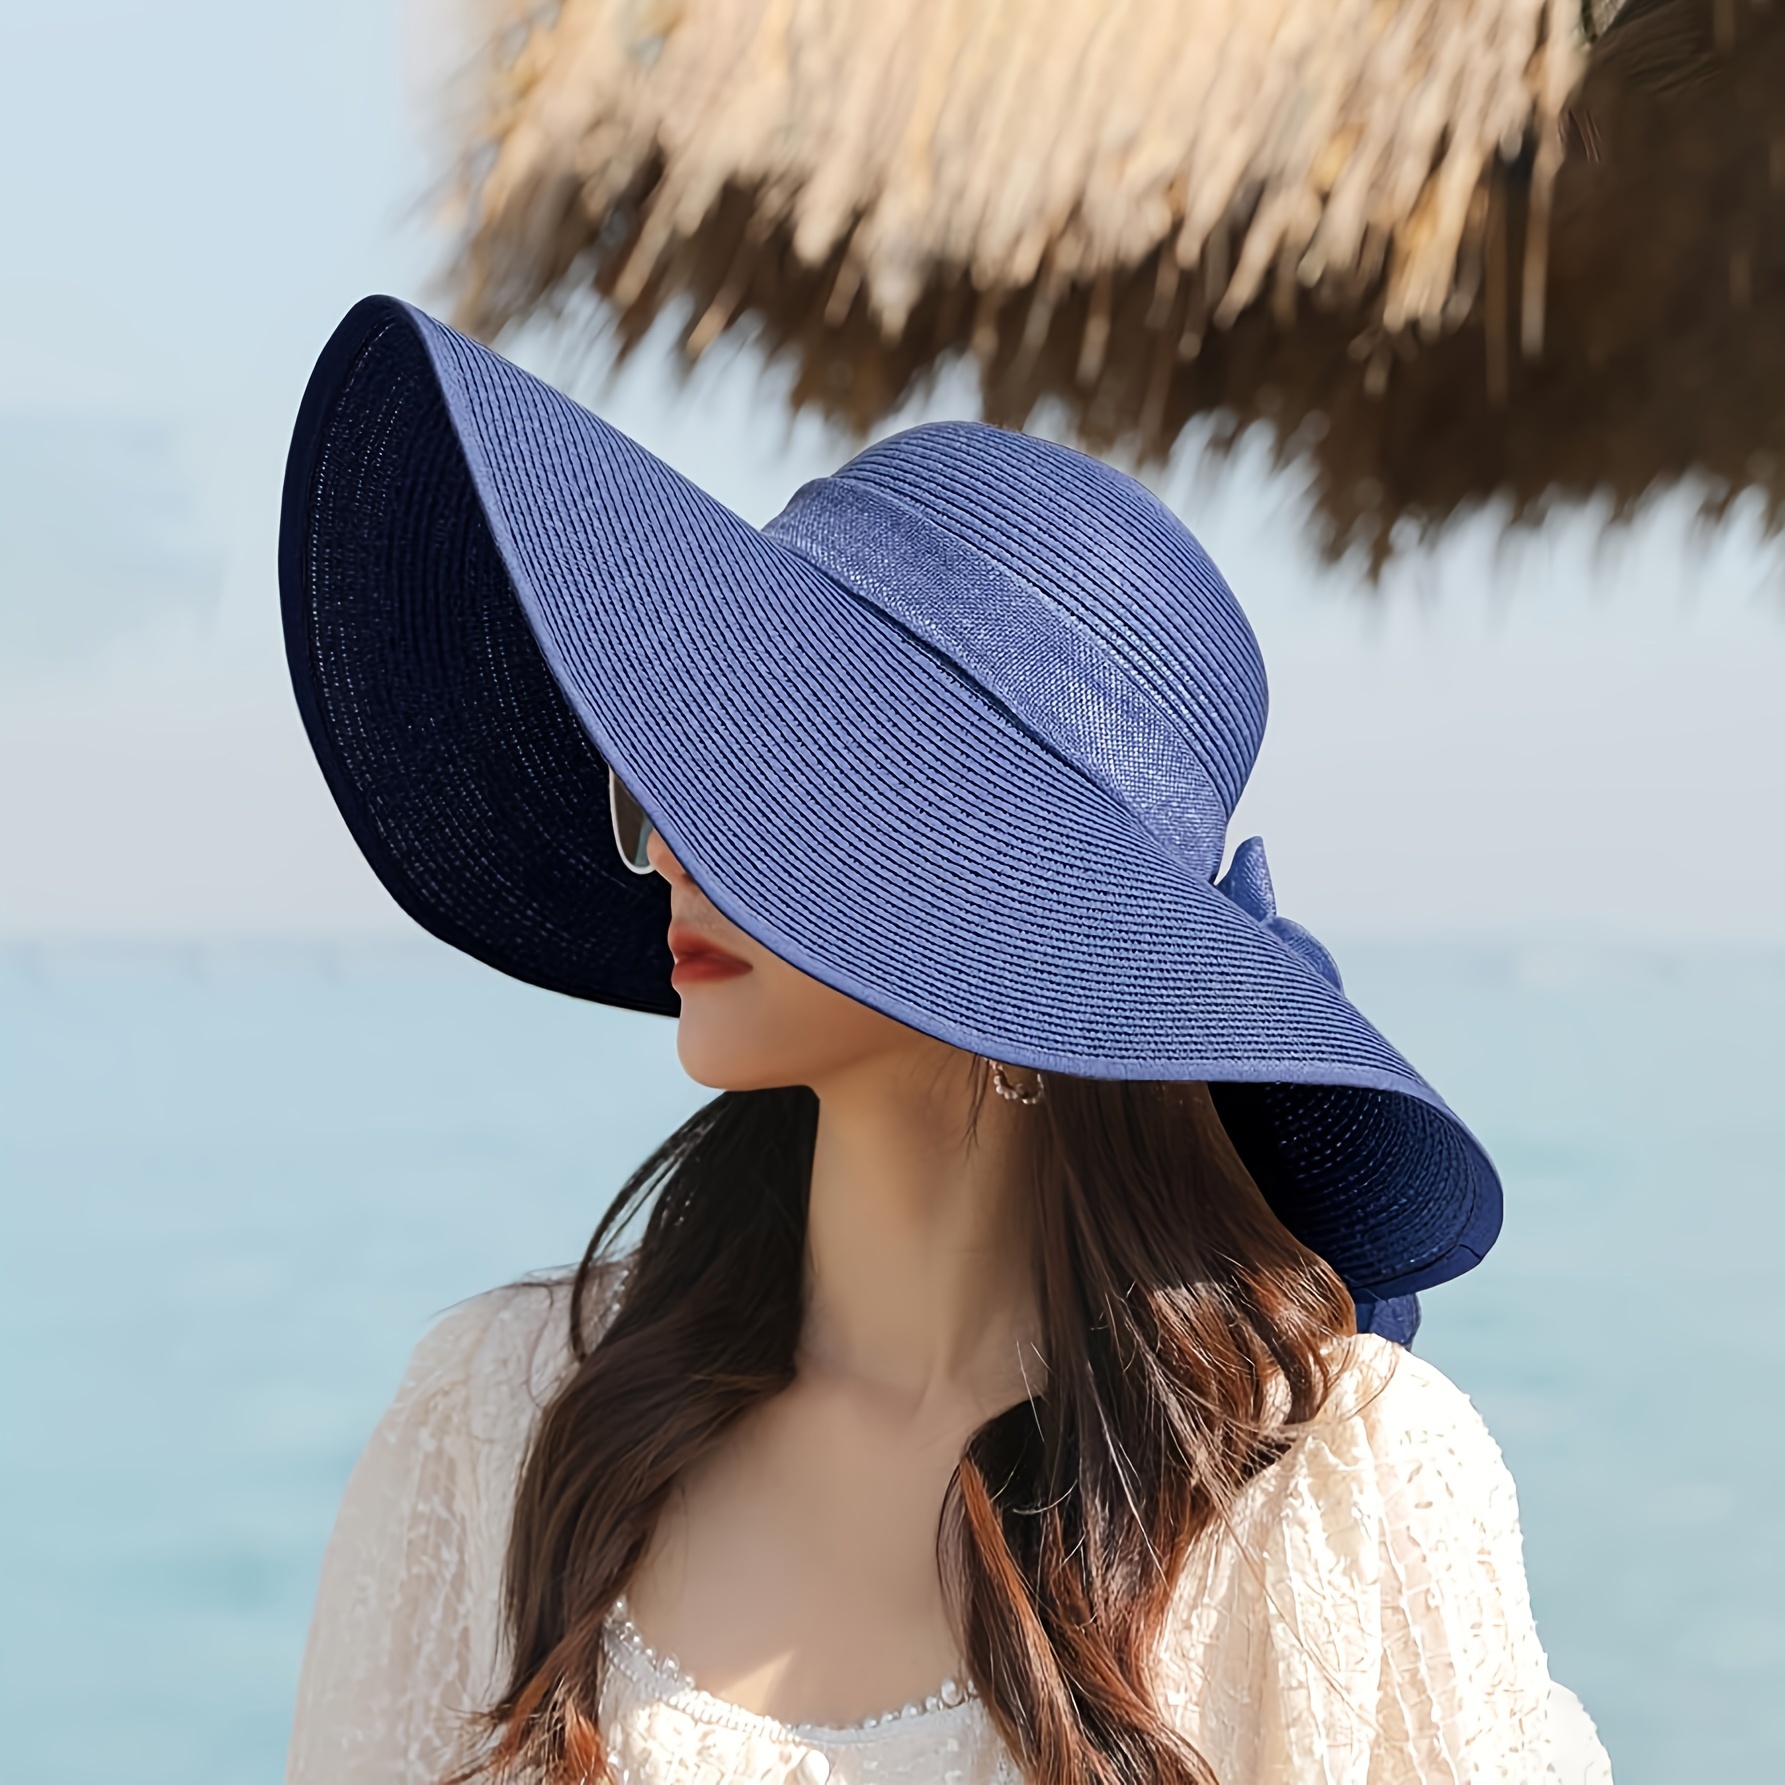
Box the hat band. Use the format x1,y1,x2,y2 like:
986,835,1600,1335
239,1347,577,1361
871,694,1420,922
765,477,1231,879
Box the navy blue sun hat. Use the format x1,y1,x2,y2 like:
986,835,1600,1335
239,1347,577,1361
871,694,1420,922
280,296,1500,1333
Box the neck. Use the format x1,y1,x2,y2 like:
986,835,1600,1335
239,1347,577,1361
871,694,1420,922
800,1055,1040,1411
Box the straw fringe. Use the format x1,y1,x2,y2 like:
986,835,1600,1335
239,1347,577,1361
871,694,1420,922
457,0,1583,346
445,0,1785,568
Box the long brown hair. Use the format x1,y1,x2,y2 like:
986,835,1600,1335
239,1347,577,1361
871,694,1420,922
473,1074,1354,1784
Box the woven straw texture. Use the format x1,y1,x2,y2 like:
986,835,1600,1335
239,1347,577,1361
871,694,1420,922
280,297,1499,1295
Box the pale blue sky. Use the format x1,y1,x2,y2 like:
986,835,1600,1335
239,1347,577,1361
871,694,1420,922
3,0,1781,942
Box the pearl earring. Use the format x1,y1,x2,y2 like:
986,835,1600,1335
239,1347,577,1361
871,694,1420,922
990,1062,1045,1106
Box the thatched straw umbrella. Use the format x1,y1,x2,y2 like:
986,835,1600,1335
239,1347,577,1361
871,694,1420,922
450,0,1783,561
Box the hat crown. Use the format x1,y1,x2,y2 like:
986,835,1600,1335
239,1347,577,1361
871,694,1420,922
767,422,1267,879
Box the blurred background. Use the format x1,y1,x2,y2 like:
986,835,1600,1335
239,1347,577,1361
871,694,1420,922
1,1,1781,1779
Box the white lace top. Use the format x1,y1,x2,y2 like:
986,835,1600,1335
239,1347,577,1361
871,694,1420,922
286,1280,1614,1785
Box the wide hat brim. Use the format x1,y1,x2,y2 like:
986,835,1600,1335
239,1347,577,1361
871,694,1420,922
280,297,1500,1303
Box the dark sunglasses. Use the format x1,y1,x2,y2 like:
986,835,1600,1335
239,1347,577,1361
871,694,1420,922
608,771,657,875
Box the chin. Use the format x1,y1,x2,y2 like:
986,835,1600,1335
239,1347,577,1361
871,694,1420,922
674,1017,801,1093
670,967,918,1092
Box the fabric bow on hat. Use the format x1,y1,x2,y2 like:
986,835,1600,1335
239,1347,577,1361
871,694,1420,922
1215,837,1343,991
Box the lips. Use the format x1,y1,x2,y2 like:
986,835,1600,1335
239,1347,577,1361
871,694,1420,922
667,922,753,986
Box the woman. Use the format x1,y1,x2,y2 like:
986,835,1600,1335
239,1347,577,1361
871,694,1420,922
280,297,1612,1784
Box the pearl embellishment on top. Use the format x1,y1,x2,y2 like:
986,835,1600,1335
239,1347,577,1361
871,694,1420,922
606,1599,977,1738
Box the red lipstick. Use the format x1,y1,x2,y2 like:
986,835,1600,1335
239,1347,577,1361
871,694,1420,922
668,923,753,987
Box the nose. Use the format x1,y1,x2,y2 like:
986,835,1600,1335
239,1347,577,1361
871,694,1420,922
645,825,691,883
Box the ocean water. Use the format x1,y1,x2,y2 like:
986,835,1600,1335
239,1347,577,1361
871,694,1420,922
1,938,1779,1781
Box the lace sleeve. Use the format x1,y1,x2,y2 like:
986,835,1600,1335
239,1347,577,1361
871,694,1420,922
285,1283,575,1785
1362,1349,1613,1785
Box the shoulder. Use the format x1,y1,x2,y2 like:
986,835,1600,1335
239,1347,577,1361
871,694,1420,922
1328,1335,1507,1462
1170,1336,1531,1672
1178,1335,1522,1611
1255,1335,1522,1559
397,1277,574,1407
328,1270,625,1594
383,1264,625,1462
1159,1341,1577,1779
1319,1336,1521,1529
